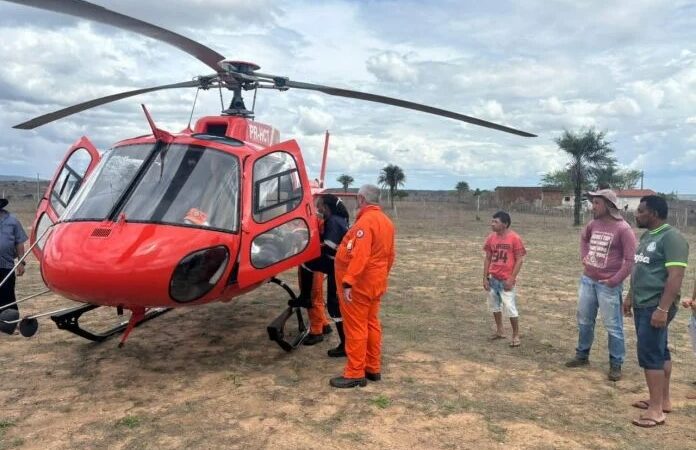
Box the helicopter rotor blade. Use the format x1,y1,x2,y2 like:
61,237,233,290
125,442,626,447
14,80,203,130
255,74,535,137
4,0,226,72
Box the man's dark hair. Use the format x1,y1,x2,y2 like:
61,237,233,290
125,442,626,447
640,195,668,220
493,211,511,228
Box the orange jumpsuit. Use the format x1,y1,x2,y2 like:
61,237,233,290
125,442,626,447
307,271,331,335
334,205,395,378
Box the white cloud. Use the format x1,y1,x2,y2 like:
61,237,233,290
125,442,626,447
540,96,565,114
1,0,695,194
599,96,642,117
366,51,418,84
294,106,334,135
473,100,504,121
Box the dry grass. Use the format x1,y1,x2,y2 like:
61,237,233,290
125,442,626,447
1,198,696,449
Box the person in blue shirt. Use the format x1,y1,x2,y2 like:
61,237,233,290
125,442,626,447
290,194,350,354
0,198,28,334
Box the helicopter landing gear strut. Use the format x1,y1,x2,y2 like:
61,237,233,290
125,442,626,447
50,304,171,343
266,277,309,352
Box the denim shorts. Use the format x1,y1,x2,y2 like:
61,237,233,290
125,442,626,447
487,277,518,318
634,304,677,370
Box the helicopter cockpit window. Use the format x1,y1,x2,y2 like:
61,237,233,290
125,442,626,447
63,145,151,221
252,151,303,223
49,147,93,218
122,145,240,232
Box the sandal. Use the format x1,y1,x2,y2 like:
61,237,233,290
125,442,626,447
631,416,665,428
631,400,671,413
509,338,521,347
489,334,505,340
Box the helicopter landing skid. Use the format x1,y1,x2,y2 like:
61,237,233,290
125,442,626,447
50,304,171,342
267,277,309,352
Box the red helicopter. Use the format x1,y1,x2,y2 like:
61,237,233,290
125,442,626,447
0,0,535,350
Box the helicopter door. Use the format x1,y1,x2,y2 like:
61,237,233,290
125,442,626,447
236,141,320,288
30,137,101,259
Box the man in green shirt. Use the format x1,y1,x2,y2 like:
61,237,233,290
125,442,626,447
623,195,689,428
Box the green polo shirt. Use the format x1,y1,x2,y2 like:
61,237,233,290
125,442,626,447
631,224,689,308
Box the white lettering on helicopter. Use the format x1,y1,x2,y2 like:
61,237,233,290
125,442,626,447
247,122,273,146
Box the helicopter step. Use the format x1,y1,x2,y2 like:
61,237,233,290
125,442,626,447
267,277,309,352
50,304,171,343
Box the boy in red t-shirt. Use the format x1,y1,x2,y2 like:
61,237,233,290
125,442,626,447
483,211,527,347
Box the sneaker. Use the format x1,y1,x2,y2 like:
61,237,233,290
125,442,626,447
365,372,381,382
328,344,346,358
608,364,622,381
565,357,589,368
302,333,324,346
329,376,367,388
322,325,333,335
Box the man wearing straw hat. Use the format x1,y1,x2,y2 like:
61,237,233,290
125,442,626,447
565,188,637,381
0,198,28,334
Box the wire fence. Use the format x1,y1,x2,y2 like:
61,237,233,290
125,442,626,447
396,193,695,231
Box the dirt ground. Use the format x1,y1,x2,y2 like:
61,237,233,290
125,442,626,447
1,199,696,449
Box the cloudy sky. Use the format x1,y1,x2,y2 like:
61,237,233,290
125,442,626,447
0,0,694,194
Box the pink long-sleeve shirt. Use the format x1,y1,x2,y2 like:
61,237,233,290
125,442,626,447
581,218,637,287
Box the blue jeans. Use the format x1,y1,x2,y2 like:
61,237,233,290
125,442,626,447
575,275,625,366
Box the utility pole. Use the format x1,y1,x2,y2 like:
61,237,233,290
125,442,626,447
640,170,644,190
36,173,40,202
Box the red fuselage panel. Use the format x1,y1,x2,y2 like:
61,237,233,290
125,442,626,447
41,222,239,308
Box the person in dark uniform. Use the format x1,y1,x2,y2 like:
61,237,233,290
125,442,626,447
290,194,349,355
0,198,28,334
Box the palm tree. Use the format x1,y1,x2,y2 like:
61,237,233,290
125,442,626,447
337,174,354,193
455,181,469,201
377,164,406,208
555,128,613,225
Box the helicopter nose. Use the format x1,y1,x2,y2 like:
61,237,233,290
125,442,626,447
40,222,238,308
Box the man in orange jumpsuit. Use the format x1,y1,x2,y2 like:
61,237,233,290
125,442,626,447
330,184,395,388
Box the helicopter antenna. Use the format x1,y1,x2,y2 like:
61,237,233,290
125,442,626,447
251,86,258,114
186,88,201,130
218,82,225,111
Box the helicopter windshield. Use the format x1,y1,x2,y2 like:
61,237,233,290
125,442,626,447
63,144,152,221
63,143,240,233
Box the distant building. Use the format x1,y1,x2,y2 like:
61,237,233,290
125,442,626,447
562,189,657,212
494,186,564,207
615,189,657,211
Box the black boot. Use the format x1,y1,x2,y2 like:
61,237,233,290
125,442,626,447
288,267,313,308
329,376,366,388
303,333,324,346
328,321,346,357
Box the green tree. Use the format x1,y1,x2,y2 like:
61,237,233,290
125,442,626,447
554,128,613,226
541,170,574,191
657,191,679,201
617,169,642,190
337,174,354,193
377,164,406,208
455,181,469,201
545,162,641,192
